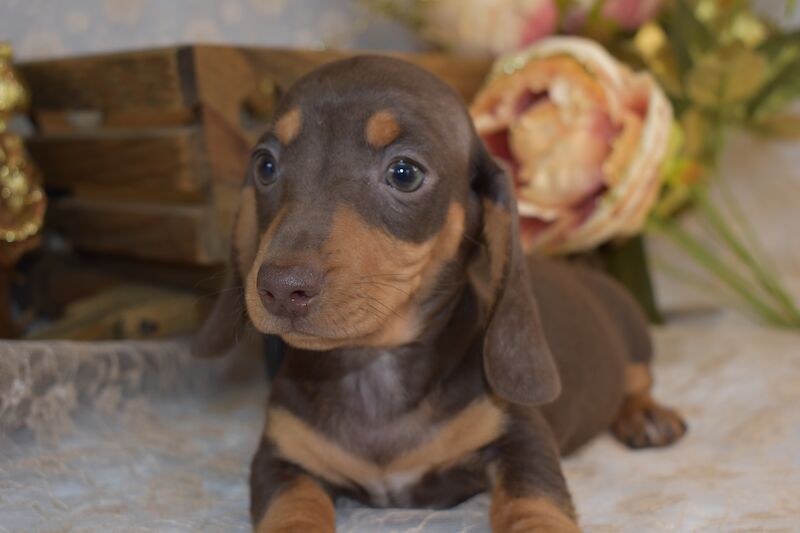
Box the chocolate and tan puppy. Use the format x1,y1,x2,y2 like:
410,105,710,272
195,55,686,532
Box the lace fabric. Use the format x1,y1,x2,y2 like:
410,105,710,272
2,323,800,531
0,339,226,442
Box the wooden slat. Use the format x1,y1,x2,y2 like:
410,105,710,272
47,200,226,264
28,128,211,204
18,47,194,111
191,46,491,133
33,107,197,134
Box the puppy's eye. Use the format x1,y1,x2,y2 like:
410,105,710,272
255,152,278,186
385,159,425,192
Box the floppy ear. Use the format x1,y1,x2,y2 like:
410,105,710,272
192,186,259,358
471,138,561,405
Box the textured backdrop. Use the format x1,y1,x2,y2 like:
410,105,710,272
0,0,795,62
0,0,421,61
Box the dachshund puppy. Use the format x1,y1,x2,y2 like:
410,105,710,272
195,55,687,532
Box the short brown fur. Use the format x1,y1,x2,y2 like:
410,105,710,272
234,186,259,281
365,110,402,148
482,199,511,294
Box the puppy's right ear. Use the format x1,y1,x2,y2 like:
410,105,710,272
192,186,259,358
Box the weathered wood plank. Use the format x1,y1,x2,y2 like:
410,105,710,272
28,128,211,204
33,107,197,134
47,200,226,264
18,47,194,111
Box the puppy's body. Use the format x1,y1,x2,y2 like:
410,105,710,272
196,55,686,532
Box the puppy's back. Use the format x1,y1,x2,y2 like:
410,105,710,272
527,257,649,454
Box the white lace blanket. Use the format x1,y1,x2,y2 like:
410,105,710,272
1,319,799,532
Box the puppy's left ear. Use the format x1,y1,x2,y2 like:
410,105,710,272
471,137,561,406
192,186,259,358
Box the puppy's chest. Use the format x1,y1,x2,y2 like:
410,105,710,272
266,392,504,507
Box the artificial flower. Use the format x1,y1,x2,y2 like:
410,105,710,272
470,36,673,253
421,0,558,56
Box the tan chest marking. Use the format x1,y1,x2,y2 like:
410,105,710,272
266,397,505,489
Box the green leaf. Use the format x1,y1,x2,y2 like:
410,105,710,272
687,46,768,108
664,0,716,81
756,29,800,61
747,56,800,118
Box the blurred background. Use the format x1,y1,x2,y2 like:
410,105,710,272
0,0,420,59
0,0,797,61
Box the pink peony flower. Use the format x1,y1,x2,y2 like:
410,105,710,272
518,0,560,47
603,0,664,30
565,0,664,32
421,0,559,56
470,37,673,253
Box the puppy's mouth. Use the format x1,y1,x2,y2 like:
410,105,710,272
244,285,418,351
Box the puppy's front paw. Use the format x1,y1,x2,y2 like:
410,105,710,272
612,393,687,449
491,497,581,533
254,477,335,533
256,516,334,533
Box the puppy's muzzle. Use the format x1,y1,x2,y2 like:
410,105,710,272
257,263,324,319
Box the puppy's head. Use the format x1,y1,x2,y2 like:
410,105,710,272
196,56,560,405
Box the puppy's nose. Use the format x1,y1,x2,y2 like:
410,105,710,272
257,263,323,318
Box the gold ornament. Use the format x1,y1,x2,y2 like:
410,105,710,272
0,132,45,244
0,43,29,126
0,42,45,258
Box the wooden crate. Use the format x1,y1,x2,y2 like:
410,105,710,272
20,46,491,265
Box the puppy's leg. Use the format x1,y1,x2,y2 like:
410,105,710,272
491,410,580,533
612,364,687,449
573,269,687,449
250,437,335,533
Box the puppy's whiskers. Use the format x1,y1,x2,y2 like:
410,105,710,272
353,280,411,297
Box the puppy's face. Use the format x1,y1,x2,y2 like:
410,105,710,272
236,57,475,350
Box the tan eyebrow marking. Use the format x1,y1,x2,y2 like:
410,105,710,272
274,107,302,145
365,110,401,148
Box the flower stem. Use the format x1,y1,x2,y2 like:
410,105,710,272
648,215,797,327
691,189,800,323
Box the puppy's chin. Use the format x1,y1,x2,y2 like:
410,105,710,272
255,318,420,352
280,332,354,351
245,300,420,352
